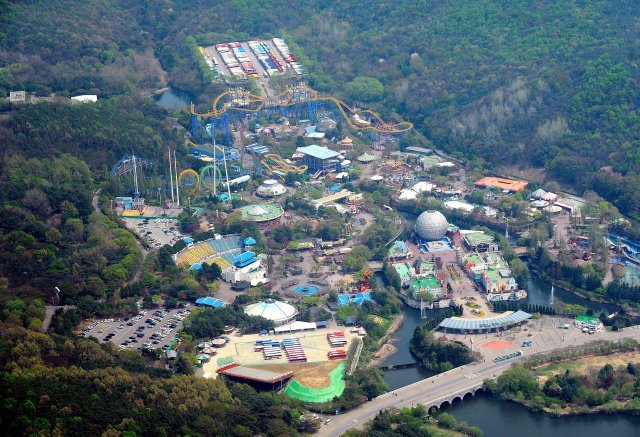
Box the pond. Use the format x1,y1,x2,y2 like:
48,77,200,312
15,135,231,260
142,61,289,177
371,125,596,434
154,87,193,110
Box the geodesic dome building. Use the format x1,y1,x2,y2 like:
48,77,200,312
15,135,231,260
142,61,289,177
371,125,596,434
415,210,448,241
256,179,287,197
244,299,298,326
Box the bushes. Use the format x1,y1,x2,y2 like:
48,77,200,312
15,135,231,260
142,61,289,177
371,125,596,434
486,342,640,414
410,325,478,372
182,306,274,339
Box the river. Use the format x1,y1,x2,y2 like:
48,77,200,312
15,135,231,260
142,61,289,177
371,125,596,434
524,276,618,315
442,392,640,437
154,87,193,110
377,276,638,435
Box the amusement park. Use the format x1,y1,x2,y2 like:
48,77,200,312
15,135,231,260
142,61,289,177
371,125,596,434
99,36,640,416
100,63,424,397
108,81,413,221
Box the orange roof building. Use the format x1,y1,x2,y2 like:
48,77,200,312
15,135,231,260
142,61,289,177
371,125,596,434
475,176,528,192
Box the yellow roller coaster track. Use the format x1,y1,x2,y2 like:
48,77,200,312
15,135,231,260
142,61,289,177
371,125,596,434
178,169,200,195
190,85,413,134
260,153,308,175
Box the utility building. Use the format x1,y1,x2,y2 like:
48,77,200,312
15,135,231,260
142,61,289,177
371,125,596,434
296,145,341,173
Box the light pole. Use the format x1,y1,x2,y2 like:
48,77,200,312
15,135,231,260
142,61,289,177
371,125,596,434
53,286,60,306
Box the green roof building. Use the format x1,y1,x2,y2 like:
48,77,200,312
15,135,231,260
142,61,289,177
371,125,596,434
238,203,284,223
463,232,497,252
409,275,443,300
574,315,602,330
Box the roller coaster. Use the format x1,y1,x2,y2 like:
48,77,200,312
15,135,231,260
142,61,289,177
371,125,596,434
260,153,308,175
190,84,413,145
110,152,239,201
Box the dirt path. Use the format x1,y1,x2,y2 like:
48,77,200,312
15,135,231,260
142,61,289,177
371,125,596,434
368,343,398,367
367,312,405,367
43,305,75,331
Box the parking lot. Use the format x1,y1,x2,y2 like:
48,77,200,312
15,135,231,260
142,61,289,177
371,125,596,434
124,218,185,249
81,306,192,351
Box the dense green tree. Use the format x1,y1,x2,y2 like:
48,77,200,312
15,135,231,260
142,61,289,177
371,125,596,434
345,76,385,103
410,325,478,372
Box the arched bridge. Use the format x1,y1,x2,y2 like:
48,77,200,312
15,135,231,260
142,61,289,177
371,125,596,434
319,327,640,437
421,382,485,411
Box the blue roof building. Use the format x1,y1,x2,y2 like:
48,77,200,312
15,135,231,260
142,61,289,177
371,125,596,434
195,297,226,308
234,251,257,268
337,292,372,306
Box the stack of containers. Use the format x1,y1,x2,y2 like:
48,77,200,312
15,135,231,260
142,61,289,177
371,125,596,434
249,40,278,77
262,41,284,73
327,331,347,348
282,338,307,363
327,350,347,360
231,43,258,77
272,38,304,74
253,338,272,351
217,43,244,77
262,341,282,360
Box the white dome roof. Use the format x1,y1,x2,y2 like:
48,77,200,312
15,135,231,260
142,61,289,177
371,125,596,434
411,181,435,193
415,210,448,241
244,299,298,325
399,189,417,200
256,179,287,197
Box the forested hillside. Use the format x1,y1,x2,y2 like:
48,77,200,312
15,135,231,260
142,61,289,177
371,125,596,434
0,96,184,173
2,0,638,219
0,154,142,305
0,317,308,436
0,0,163,96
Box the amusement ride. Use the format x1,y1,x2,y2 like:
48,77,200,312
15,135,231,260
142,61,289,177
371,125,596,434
111,84,413,203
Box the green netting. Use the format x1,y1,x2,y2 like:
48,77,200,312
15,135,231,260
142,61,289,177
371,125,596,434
284,363,345,403
217,356,235,367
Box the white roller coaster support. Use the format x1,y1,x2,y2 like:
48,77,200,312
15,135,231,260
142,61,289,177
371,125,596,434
222,145,231,198
132,152,140,198
213,146,217,196
174,150,180,206
168,148,175,203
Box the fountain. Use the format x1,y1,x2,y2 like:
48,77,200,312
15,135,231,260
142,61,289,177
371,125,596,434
294,284,318,295
550,284,555,305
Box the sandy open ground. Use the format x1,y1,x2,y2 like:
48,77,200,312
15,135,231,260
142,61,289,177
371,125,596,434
481,339,513,350
201,327,360,379
535,350,640,378
246,360,342,388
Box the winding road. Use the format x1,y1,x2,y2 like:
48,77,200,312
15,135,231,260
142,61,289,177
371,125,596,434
92,190,148,286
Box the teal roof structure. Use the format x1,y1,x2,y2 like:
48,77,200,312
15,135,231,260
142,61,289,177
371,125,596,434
297,145,340,160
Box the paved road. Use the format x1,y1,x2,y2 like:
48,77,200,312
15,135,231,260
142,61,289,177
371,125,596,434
320,326,640,436
92,190,150,287
43,305,75,331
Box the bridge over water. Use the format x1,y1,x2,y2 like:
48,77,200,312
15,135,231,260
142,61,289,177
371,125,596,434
319,326,640,437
